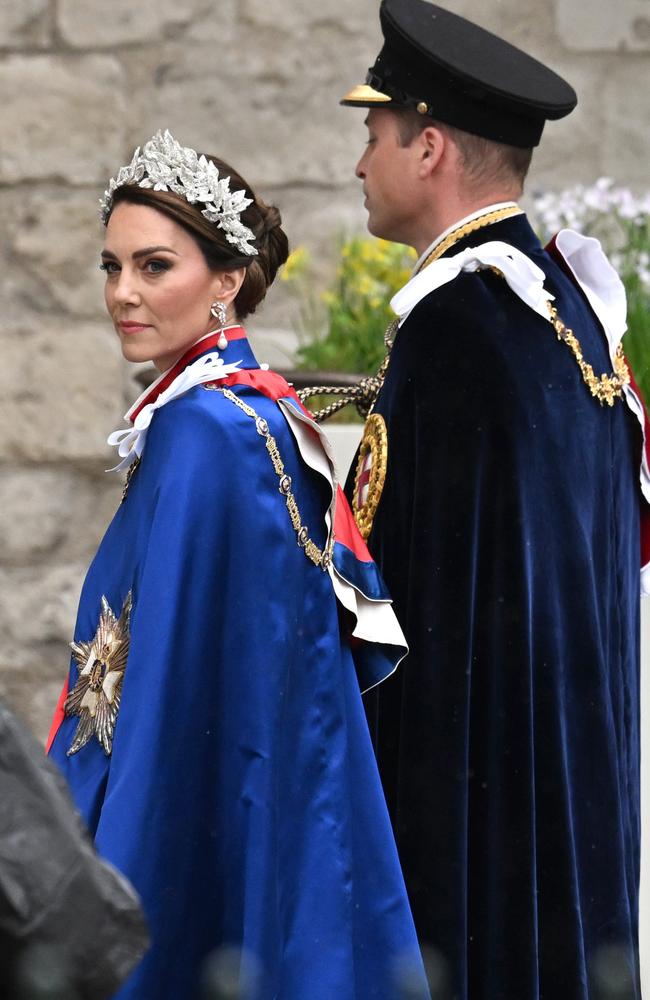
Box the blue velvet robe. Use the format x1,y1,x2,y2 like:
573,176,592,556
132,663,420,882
359,214,642,999
48,335,427,1000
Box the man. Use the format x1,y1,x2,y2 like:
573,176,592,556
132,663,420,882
340,1,650,997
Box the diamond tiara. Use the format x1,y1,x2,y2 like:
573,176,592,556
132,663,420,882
99,130,259,257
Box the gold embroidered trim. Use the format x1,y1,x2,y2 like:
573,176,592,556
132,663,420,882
208,385,334,570
352,413,388,540
419,205,524,271
65,593,132,757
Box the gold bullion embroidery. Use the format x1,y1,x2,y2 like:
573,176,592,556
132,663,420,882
64,593,132,757
353,413,388,540
205,385,334,569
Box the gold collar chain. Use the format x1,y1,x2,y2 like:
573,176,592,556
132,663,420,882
365,205,525,415
546,301,629,406
209,385,334,569
375,204,629,412
300,206,525,422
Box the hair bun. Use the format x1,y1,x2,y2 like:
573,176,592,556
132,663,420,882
259,201,283,237
257,201,289,281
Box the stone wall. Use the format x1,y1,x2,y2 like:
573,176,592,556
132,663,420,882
1,0,648,740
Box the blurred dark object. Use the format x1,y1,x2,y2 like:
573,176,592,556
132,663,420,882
11,943,79,1000
0,702,148,999
421,945,453,1000
589,944,638,1000
200,946,260,1000
394,944,452,999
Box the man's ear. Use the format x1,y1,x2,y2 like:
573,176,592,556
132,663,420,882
417,125,445,178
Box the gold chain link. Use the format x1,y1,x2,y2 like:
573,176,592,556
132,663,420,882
208,386,334,570
546,302,630,406
120,455,141,504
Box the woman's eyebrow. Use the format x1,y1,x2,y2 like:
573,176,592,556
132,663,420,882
100,245,180,260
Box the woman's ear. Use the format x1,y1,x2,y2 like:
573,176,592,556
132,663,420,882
211,267,247,307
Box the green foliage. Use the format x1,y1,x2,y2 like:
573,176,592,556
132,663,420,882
281,236,416,375
625,276,650,404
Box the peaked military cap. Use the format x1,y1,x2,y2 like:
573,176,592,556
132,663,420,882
341,0,577,148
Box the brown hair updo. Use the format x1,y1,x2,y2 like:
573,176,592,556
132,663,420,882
106,154,289,320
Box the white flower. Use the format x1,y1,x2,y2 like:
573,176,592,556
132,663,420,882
531,178,650,292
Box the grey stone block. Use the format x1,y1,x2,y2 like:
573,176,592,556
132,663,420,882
557,0,650,52
1,188,106,320
0,466,122,565
0,564,84,646
0,0,51,49
602,61,650,185
122,26,382,188
58,0,196,47
525,57,604,193
0,320,125,463
0,55,126,184
0,664,65,745
240,0,377,34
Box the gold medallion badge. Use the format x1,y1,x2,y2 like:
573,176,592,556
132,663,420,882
353,413,388,540
64,593,132,757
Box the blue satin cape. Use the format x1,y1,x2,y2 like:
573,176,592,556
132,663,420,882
49,336,426,1000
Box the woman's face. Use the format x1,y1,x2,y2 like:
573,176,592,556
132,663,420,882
102,201,224,372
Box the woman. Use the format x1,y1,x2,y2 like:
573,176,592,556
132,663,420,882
46,132,427,1000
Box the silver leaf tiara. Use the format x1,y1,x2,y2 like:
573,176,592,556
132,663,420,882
99,130,259,257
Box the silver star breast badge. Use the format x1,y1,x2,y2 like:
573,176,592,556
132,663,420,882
64,593,133,757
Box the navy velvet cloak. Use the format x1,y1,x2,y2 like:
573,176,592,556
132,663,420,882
48,335,426,1000
360,214,642,999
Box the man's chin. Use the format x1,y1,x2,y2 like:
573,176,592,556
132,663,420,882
366,216,386,240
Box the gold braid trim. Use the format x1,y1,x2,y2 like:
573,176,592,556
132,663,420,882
208,385,334,570
418,205,524,270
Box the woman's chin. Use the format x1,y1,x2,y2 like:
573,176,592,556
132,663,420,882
119,340,154,365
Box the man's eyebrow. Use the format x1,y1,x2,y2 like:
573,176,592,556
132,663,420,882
100,245,180,260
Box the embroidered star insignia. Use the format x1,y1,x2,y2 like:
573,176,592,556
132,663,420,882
64,593,132,757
